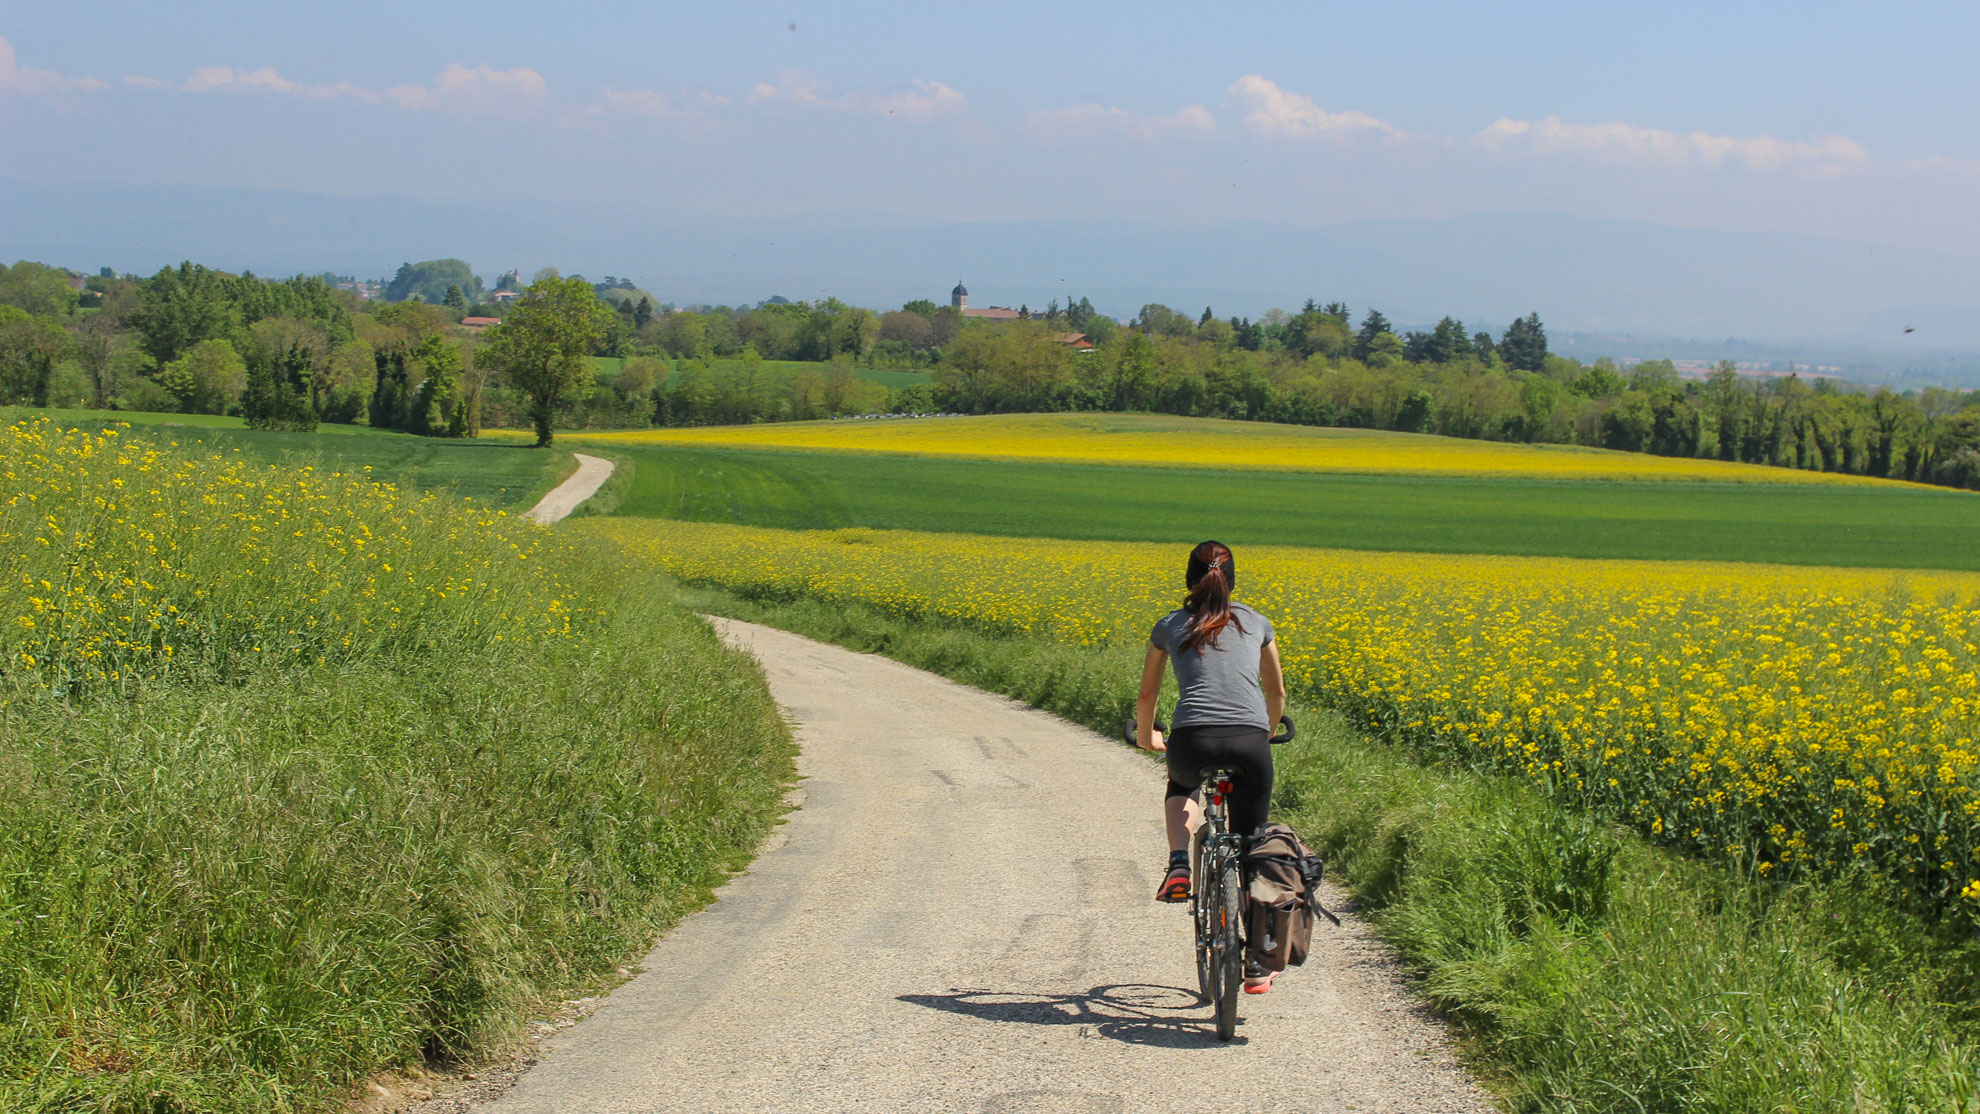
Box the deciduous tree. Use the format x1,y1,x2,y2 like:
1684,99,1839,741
0,306,70,405
0,261,78,317
483,276,612,446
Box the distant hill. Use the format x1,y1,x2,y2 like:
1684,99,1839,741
6,178,1977,371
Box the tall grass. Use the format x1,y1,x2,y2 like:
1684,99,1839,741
1,420,794,1111
679,584,1980,1112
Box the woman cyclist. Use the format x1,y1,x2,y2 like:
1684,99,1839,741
1134,539,1288,992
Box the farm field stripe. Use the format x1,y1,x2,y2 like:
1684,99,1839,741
591,441,1980,571
581,515,1980,915
579,412,1920,486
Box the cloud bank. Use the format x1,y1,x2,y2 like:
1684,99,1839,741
0,36,107,95
1478,115,1869,174
11,29,1934,188
746,70,966,119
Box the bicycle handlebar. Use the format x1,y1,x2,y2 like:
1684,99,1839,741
1124,714,1295,745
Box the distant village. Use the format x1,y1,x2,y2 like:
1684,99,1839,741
950,281,1093,350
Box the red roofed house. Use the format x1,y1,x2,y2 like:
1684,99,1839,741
1055,332,1094,350
460,316,502,328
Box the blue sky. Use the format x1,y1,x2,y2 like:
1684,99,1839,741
6,0,1979,253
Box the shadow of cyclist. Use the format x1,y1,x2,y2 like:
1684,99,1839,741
897,983,1239,1047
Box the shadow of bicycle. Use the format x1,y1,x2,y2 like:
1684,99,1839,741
898,984,1237,1047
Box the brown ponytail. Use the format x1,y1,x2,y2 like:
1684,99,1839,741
1179,540,1245,653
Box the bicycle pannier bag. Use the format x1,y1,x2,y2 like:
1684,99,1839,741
1244,823,1314,972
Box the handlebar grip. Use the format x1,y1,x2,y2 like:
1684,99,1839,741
1123,717,1167,746
1268,715,1296,745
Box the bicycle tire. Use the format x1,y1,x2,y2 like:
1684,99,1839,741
1213,848,1244,1041
1190,825,1213,1001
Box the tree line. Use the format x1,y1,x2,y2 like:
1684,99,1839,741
3,257,1977,485
631,296,1980,490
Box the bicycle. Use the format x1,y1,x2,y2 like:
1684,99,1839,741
1124,714,1295,1042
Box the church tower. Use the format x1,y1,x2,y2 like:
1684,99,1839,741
951,280,968,311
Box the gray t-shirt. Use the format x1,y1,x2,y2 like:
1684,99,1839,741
1150,602,1276,729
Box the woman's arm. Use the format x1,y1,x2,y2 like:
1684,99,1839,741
1137,643,1168,752
1260,640,1286,728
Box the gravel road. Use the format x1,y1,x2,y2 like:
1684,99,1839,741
523,453,613,524
469,618,1494,1114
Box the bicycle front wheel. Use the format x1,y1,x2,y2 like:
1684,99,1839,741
1190,825,1213,1001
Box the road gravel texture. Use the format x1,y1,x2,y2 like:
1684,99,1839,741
523,453,613,524
472,618,1494,1114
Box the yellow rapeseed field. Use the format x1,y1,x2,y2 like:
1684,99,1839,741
585,412,1906,485
587,515,1980,907
1,418,586,695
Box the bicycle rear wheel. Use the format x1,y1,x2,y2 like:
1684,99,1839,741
1211,848,1244,1041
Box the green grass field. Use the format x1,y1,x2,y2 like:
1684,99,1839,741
8,408,571,509
590,442,1980,570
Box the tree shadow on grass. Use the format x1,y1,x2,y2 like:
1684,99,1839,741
898,983,1240,1048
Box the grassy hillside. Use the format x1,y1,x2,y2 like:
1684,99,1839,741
6,408,571,509
577,441,1980,570
0,419,792,1111
589,412,1912,485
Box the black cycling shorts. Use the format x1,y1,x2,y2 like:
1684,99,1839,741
1164,723,1273,837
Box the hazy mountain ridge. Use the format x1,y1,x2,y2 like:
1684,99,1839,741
6,179,1976,380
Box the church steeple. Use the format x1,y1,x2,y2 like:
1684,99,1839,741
951,280,968,310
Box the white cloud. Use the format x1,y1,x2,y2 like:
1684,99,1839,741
746,70,966,119
1225,75,1397,139
852,78,967,120
600,86,679,118
184,65,291,93
388,63,547,112
746,70,827,107
166,60,542,114
0,36,108,95
177,64,380,102
1479,115,1869,174
1023,103,1215,141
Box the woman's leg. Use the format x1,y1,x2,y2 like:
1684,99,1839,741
1226,733,1273,837
1163,726,1211,852
1164,791,1204,853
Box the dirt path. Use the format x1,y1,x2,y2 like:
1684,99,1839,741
523,453,613,524
469,618,1493,1114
